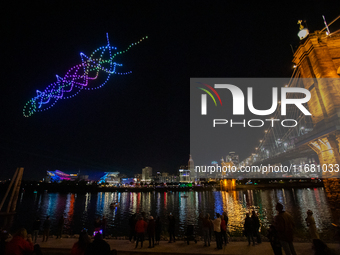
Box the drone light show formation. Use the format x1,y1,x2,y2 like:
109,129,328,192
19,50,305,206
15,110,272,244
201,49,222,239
23,33,147,117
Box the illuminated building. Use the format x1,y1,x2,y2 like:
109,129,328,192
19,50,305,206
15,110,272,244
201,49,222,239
46,170,78,182
188,154,195,181
98,172,120,184
134,174,142,183
142,167,152,181
178,166,191,183
121,178,135,185
197,165,209,179
158,173,177,183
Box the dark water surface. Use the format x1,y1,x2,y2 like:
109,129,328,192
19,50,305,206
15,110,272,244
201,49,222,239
10,187,335,238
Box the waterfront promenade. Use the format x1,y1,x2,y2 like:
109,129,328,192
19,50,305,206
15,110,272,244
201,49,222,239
38,238,340,255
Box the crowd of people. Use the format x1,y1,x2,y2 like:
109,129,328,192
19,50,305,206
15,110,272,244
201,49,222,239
31,215,64,243
0,203,339,255
266,203,338,255
198,212,229,249
125,204,334,255
70,231,112,255
0,228,114,255
128,212,163,248
0,214,114,255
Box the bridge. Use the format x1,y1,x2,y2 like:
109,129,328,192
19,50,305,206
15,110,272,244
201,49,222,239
241,16,340,213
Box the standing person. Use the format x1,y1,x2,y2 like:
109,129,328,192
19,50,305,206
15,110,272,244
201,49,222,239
135,216,147,248
267,225,282,255
207,213,213,243
223,212,229,225
71,230,91,255
93,217,101,235
274,203,297,255
101,216,107,239
56,215,64,239
155,216,161,245
32,217,41,243
202,214,211,247
147,216,155,248
251,211,261,244
222,212,229,243
129,214,137,243
168,213,176,243
5,228,34,255
220,215,227,246
42,216,51,242
197,213,203,242
213,213,222,250
244,213,255,246
306,210,319,241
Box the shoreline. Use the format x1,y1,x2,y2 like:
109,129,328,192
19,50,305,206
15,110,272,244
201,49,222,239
0,181,323,193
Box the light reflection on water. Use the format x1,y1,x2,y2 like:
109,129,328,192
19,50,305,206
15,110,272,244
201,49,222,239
12,188,334,238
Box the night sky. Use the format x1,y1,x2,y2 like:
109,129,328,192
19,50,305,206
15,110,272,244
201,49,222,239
1,1,339,180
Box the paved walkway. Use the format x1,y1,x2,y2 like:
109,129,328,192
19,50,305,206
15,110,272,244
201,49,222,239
38,238,340,255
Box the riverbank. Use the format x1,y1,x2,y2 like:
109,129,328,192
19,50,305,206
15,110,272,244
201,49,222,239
38,238,339,255
0,179,324,193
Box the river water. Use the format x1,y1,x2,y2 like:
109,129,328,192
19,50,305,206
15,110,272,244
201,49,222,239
11,187,336,239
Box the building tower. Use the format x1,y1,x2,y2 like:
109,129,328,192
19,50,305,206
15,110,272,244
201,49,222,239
292,26,340,216
142,167,152,182
188,154,195,181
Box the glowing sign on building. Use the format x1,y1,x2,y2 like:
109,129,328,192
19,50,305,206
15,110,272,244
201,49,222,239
98,172,120,184
46,170,78,182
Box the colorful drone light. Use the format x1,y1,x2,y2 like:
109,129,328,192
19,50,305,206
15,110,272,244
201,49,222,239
23,33,147,117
